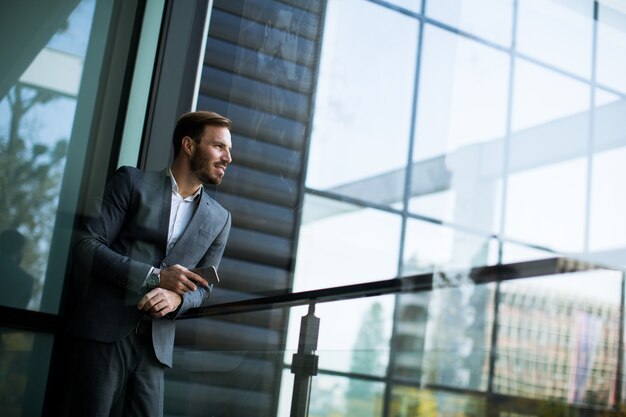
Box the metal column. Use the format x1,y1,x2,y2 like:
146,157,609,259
290,303,320,417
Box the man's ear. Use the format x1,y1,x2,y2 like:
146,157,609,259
182,136,195,156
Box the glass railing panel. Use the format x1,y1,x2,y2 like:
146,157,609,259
170,258,624,417
284,296,394,377
408,281,495,392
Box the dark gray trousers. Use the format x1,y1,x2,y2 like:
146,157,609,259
67,331,165,417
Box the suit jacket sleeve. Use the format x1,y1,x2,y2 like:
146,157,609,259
172,211,231,318
74,167,153,294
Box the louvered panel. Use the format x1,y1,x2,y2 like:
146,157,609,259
218,164,299,206
231,133,301,178
199,66,310,121
198,96,306,149
176,318,282,351
224,227,292,268
279,0,323,14
205,37,314,93
214,0,320,41
218,258,290,292
208,9,316,66
169,351,277,389
218,193,295,238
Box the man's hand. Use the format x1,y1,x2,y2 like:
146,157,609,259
158,264,209,294
137,288,182,318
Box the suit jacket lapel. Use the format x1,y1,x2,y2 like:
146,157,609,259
165,189,216,263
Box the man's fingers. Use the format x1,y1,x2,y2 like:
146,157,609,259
137,290,157,310
186,271,209,288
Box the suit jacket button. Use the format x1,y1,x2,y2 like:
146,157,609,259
161,262,167,267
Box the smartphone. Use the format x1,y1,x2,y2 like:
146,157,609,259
190,265,220,284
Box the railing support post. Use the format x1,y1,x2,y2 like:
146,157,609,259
290,302,320,417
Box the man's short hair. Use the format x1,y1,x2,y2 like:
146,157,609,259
172,111,232,157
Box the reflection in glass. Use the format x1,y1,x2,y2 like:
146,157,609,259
426,0,514,46
517,0,594,79
410,25,508,234
505,158,587,253
0,329,53,417
511,59,590,134
495,270,622,408
306,0,418,207
506,60,590,253
419,278,494,391
0,0,96,311
401,218,498,276
294,194,401,291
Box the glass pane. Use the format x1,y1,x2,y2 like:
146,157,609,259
390,386,486,417
410,25,509,234
293,194,401,291
426,0,514,46
420,278,494,391
279,373,385,417
597,4,626,93
495,270,622,409
394,280,494,391
284,296,394,376
505,60,590,253
0,0,97,311
505,158,587,253
401,218,499,276
589,91,626,268
0,329,53,417
306,0,418,208
517,0,594,79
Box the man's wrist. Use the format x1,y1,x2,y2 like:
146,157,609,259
145,267,161,288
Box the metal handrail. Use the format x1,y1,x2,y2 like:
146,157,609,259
181,257,607,319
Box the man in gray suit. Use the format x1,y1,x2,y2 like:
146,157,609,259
66,111,233,416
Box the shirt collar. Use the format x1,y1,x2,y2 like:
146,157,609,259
167,168,203,200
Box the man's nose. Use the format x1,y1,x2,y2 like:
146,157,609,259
223,149,232,164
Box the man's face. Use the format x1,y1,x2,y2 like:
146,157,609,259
189,125,232,185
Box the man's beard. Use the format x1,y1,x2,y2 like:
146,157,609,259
190,152,222,185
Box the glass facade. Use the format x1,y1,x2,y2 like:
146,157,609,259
1,0,626,416
281,0,626,416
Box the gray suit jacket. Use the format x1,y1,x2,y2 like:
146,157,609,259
67,166,231,367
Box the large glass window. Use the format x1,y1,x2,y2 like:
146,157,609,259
505,59,591,254
410,25,509,234
305,0,418,208
294,195,401,291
